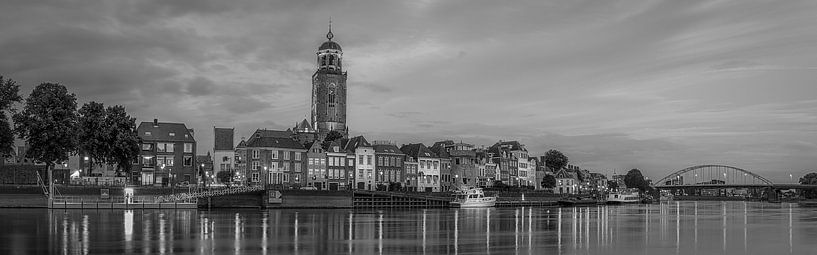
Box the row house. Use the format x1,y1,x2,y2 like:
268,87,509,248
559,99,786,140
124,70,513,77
372,141,405,191
488,141,524,186
432,141,477,189
325,139,355,191
430,142,453,192
305,141,328,189
403,157,419,191
527,157,538,189
474,148,498,187
213,127,234,184
346,136,374,190
554,168,577,194
242,131,307,189
135,119,197,186
400,143,440,192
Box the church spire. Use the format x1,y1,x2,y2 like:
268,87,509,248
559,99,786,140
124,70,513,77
326,18,334,41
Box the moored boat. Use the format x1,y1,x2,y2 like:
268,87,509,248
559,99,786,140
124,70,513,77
798,200,817,207
450,186,496,208
606,190,640,204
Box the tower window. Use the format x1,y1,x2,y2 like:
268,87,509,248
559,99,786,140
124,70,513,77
329,55,335,66
322,55,327,66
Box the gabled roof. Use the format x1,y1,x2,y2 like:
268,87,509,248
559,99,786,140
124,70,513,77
295,119,316,133
430,141,453,158
373,144,404,155
400,143,437,159
554,168,576,179
489,140,527,153
245,136,305,150
254,129,294,138
236,140,246,148
344,136,371,152
137,121,195,142
214,127,234,151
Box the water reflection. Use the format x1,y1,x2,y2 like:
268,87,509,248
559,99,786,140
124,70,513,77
2,202,817,254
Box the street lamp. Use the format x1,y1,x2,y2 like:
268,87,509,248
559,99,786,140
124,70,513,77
790,174,793,183
264,166,269,188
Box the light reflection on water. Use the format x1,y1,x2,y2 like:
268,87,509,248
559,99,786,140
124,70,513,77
2,201,817,254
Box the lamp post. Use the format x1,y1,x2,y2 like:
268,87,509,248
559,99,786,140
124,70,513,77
264,166,268,189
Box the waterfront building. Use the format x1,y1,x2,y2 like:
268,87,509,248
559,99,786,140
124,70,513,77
326,139,353,190
433,141,477,188
489,141,527,186
135,119,197,186
242,131,307,189
305,140,328,190
311,25,348,137
345,136,374,190
213,127,235,182
372,141,405,191
554,168,577,194
528,157,540,189
400,143,440,192
403,156,419,191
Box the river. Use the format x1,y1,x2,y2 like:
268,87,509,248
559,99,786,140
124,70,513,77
1,201,816,254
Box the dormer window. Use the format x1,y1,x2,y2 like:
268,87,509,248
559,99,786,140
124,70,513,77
169,132,175,137
145,131,152,136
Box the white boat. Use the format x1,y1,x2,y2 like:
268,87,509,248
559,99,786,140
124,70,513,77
451,186,496,208
606,190,640,204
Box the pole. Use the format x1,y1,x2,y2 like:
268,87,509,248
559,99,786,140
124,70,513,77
48,164,53,207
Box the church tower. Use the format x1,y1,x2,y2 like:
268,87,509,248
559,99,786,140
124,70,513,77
311,22,348,137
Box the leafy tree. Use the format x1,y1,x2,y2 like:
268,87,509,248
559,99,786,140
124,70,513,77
607,180,619,190
541,174,557,189
77,101,108,175
321,130,344,150
13,83,78,198
544,149,568,172
0,76,22,156
216,171,234,186
105,105,140,175
800,173,817,199
624,168,648,191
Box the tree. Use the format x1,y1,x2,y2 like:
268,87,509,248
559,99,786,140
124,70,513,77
321,130,344,150
77,101,109,175
104,105,141,176
800,173,817,199
607,180,619,190
541,174,557,189
216,171,234,186
13,83,78,198
624,168,648,191
544,149,568,172
0,76,22,157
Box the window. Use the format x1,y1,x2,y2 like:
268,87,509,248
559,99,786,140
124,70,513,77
252,173,259,182
294,153,301,161
358,155,363,165
397,158,402,167
367,155,372,165
145,131,152,136
294,164,301,172
282,163,289,172
348,159,354,166
252,161,259,170
433,161,439,170
252,150,259,159
320,158,326,166
283,174,289,182
183,156,192,166
142,156,155,167
341,158,346,166
284,151,290,160
271,150,279,159
378,156,383,166
184,143,193,153
156,143,173,152
157,155,173,167
142,143,153,151
169,132,175,137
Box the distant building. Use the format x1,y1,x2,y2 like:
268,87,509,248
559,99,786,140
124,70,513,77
135,119,197,186
242,132,307,189
304,140,327,190
373,141,405,191
196,153,213,185
554,168,577,194
346,136,374,190
325,139,354,190
403,156,419,191
489,141,528,186
401,143,440,192
213,127,234,181
311,26,349,137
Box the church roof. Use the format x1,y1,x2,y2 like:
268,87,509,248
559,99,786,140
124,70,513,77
319,41,342,51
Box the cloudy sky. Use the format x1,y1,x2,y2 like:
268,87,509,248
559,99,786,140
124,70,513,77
2,0,816,182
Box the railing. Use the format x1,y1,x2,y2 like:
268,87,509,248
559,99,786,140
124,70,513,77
155,185,264,203
52,195,197,204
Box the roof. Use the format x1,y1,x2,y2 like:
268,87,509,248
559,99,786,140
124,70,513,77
319,40,342,51
137,121,195,142
253,129,293,139
325,139,346,153
236,140,246,148
214,127,234,151
344,136,371,152
490,140,527,152
373,144,404,155
400,143,437,159
554,168,576,179
244,136,305,150
430,140,454,158
294,119,316,133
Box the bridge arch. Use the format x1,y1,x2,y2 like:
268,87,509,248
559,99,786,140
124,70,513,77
655,164,774,187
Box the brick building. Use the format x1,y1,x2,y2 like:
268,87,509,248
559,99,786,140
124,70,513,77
135,119,197,186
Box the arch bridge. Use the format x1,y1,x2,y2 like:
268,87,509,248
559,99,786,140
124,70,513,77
655,165,775,189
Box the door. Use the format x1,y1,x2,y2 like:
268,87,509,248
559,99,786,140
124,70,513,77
329,182,338,191
357,182,365,190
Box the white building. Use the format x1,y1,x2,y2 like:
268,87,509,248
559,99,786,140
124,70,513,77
554,168,577,194
401,143,440,192
213,127,235,181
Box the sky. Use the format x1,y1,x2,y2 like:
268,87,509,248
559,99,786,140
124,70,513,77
2,0,816,182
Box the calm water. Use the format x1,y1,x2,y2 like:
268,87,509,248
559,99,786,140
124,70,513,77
1,202,817,254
